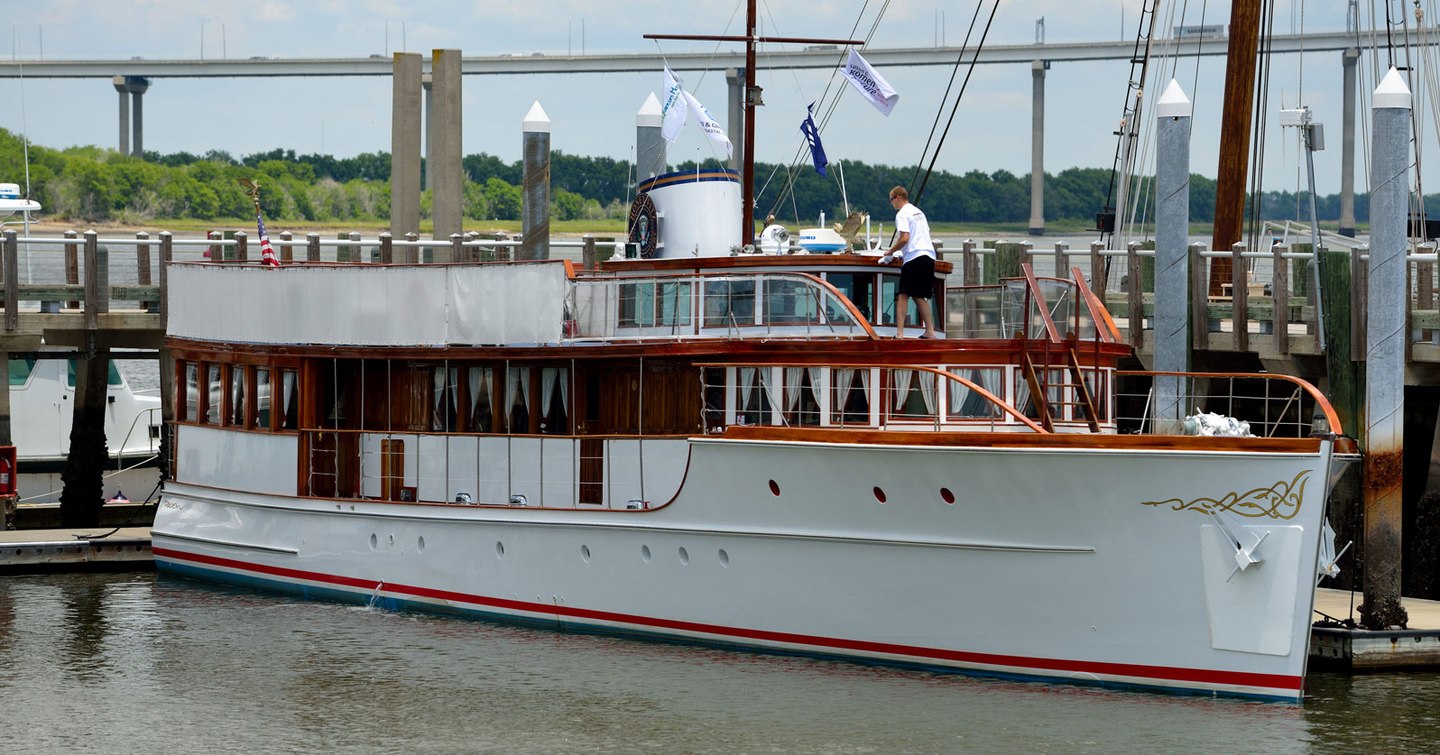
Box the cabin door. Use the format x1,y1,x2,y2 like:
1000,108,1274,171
579,438,604,504
381,439,405,501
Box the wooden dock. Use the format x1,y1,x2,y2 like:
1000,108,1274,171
1310,588,1440,669
0,526,152,573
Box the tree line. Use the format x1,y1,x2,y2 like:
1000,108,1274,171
0,127,1399,227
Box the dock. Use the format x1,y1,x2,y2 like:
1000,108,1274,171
0,526,152,573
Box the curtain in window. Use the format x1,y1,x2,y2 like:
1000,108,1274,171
892,369,914,412
833,368,854,421
785,367,805,412
468,366,493,431
917,370,936,415
738,367,755,418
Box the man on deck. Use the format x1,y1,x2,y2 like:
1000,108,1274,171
881,186,938,339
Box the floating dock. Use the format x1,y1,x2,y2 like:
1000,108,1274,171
0,526,152,573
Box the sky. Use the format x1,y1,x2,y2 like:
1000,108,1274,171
0,1,1415,197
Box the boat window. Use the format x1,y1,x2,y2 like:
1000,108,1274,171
540,367,569,434
890,369,936,420
824,273,873,323
228,365,247,427
702,368,725,431
1013,369,1039,420
1082,368,1108,422
7,358,35,387
619,282,656,327
254,367,272,429
703,280,756,328
765,278,821,324
735,367,771,425
946,368,1003,420
432,365,460,431
877,276,923,328
204,364,221,424
183,362,199,422
279,369,299,429
66,359,124,388
506,365,531,433
468,366,494,432
783,367,822,427
832,368,871,424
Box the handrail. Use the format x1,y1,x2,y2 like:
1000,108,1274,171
1021,263,1063,343
1116,369,1344,438
1072,266,1120,342
114,406,162,464
697,361,1049,433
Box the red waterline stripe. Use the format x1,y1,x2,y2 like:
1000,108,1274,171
153,546,1302,692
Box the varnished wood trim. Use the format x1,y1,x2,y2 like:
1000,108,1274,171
716,425,1325,453
598,253,953,275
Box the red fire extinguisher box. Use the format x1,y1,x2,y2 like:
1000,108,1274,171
0,445,15,496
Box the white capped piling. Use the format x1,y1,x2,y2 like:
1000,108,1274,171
1153,81,1192,432
521,101,551,261
636,93,666,182
1361,67,1411,630
431,49,463,257
390,53,423,238
1028,60,1046,236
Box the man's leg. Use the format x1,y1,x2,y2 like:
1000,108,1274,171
915,297,935,338
896,293,910,338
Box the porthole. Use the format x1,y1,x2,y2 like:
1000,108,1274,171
641,544,652,563
496,541,506,558
369,533,378,550
417,536,426,553
768,480,780,496
581,544,592,562
873,487,887,504
718,549,730,567
678,547,690,565
941,488,955,505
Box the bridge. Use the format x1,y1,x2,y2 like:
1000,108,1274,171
0,31,1367,78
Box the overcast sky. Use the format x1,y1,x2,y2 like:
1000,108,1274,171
0,1,1413,196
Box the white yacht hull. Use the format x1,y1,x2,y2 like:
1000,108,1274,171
155,435,1333,701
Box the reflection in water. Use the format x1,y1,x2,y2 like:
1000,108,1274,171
5,572,1440,752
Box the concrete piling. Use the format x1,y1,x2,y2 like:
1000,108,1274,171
431,49,463,257
390,53,423,238
521,101,551,261
1153,79,1192,432
1340,48,1359,238
1361,68,1411,629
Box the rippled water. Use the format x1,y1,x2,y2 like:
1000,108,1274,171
2,572,1439,754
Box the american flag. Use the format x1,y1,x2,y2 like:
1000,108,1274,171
256,210,280,267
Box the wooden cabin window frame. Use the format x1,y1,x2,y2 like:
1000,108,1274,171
734,366,773,426
887,368,937,422
782,367,824,427
180,360,198,423
945,367,1005,421
831,368,873,426
467,365,497,433
225,364,248,428
539,366,570,435
202,363,221,425
431,363,461,432
254,366,272,430
703,279,757,328
278,368,300,431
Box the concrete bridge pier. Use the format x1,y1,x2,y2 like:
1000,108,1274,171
1029,60,1047,236
726,68,744,173
113,75,149,157
390,53,423,237
431,49,463,254
1340,48,1359,238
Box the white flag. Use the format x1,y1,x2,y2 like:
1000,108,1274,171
683,90,733,159
841,49,899,116
661,66,687,142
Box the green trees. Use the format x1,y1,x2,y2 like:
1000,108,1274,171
0,126,1400,228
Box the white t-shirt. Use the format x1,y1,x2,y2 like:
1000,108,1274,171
894,202,936,263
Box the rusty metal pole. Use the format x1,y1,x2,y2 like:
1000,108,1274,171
1361,68,1411,629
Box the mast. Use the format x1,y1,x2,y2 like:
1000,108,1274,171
645,1,861,243
1209,0,1262,294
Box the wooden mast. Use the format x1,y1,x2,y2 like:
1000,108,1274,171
645,1,861,244
1209,0,1263,294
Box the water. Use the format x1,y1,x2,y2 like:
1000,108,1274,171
3,573,1440,753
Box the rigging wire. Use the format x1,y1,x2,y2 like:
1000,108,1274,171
909,0,1001,207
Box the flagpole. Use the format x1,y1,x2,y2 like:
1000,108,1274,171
645,0,861,248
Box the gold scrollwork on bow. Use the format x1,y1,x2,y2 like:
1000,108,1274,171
1141,471,1309,520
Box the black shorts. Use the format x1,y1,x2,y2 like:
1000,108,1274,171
898,254,935,298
